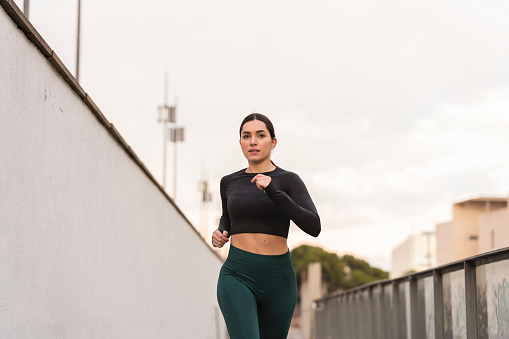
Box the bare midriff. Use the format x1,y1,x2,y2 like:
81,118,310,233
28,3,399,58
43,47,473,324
231,233,288,255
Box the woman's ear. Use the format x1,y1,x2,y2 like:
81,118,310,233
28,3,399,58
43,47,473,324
272,138,277,150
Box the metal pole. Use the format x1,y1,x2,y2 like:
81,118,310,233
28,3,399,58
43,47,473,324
23,0,29,18
410,277,419,339
392,281,401,339
173,138,177,199
76,0,81,82
173,96,178,200
433,270,444,339
465,261,478,339
162,73,168,188
163,123,167,188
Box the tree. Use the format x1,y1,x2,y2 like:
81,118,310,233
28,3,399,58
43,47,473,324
291,245,345,294
341,254,389,289
290,245,389,294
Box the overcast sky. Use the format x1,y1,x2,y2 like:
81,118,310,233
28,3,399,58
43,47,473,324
15,0,509,270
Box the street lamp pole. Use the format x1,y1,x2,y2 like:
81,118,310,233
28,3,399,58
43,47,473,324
199,161,212,238
173,97,178,199
158,73,173,189
157,74,184,199
169,98,184,200
163,74,169,188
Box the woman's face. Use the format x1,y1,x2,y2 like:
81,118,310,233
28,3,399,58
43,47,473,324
240,119,277,165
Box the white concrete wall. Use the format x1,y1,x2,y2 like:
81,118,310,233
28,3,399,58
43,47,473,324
412,232,436,271
391,235,413,278
436,221,453,266
0,4,224,338
301,262,322,339
479,202,509,253
391,232,436,278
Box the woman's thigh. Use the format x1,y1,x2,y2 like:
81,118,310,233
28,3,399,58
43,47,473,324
217,271,260,339
257,273,297,339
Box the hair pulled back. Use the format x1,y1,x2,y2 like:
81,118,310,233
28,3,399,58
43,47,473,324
239,113,276,140
239,113,277,167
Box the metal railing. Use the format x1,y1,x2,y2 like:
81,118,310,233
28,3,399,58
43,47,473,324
314,247,509,339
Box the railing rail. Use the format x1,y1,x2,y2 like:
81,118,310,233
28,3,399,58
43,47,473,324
314,247,509,339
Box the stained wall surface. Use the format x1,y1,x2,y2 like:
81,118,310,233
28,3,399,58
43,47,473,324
0,4,224,338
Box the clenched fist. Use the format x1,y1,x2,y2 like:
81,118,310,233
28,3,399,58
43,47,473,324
251,174,271,191
212,229,229,248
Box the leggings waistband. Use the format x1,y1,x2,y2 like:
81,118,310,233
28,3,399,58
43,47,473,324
223,245,294,277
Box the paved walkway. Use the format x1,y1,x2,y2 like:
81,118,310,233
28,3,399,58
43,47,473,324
288,327,302,339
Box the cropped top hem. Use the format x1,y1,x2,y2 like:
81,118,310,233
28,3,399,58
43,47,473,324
229,226,289,238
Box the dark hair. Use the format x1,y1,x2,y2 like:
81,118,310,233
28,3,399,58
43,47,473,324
239,113,276,140
239,113,277,167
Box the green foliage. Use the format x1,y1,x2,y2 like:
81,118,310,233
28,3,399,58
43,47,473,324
291,245,345,294
290,245,389,294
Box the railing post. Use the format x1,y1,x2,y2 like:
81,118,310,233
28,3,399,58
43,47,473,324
335,296,341,337
384,284,393,339
433,270,444,339
333,296,339,337
392,281,401,339
377,284,386,339
339,295,345,339
349,293,356,339
410,277,418,339
418,278,427,339
368,286,375,339
353,292,359,339
314,299,322,339
465,261,478,339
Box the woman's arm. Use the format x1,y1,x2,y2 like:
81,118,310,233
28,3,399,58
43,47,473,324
212,176,230,248
263,173,321,237
217,176,231,235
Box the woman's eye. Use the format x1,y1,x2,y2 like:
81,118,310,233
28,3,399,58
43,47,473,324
243,135,249,139
258,134,265,138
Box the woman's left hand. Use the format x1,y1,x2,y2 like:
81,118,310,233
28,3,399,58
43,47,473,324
251,174,271,191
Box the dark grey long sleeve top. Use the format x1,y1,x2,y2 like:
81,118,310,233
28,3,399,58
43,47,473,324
218,166,321,238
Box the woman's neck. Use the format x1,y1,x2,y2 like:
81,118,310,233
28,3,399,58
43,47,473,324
246,161,276,174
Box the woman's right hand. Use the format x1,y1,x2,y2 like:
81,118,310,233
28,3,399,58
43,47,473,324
212,229,229,248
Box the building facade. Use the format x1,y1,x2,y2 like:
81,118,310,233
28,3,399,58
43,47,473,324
391,232,436,278
436,197,507,266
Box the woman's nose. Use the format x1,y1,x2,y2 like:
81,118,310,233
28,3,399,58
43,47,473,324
250,137,257,145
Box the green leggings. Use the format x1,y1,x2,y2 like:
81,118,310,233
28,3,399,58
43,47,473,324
217,245,297,339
